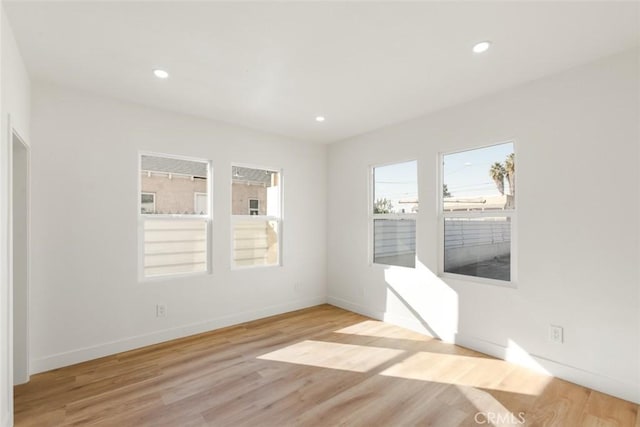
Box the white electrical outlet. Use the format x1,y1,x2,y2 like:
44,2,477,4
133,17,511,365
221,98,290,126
156,303,167,318
549,325,563,343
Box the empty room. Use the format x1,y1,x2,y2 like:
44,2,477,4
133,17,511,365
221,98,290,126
0,1,639,426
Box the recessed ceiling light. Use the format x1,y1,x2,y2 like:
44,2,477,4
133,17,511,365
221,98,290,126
315,116,325,122
472,41,491,54
153,69,169,79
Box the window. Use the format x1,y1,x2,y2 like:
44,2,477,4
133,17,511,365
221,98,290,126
249,199,259,215
441,142,515,283
139,153,211,278
231,165,281,268
371,160,418,268
141,192,156,214
194,192,207,215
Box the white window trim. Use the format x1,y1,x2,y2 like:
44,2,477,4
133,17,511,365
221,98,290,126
369,159,418,268
138,151,213,281
230,163,283,270
438,141,517,287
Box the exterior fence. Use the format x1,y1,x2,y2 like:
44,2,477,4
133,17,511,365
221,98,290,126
232,219,279,267
373,219,416,258
444,218,511,270
143,219,207,277
142,218,279,276
373,217,510,270
143,217,510,276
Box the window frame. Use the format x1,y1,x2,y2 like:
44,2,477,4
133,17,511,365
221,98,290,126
369,159,418,269
230,163,283,270
438,141,517,287
138,151,213,281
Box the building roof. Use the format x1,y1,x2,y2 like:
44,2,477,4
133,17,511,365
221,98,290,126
141,156,275,186
141,155,207,178
232,166,274,186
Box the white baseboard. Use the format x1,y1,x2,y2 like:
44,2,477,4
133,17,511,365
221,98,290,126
326,296,383,320
327,296,639,404
31,296,326,374
327,296,445,340
1,413,12,427
31,295,639,405
455,333,640,404
381,311,441,340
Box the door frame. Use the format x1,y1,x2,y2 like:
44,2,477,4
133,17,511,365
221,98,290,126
8,115,31,386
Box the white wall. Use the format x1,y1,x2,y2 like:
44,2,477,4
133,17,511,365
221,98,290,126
29,82,327,372
4,15,638,425
0,6,31,426
0,8,6,427
327,49,640,403
1,11,28,141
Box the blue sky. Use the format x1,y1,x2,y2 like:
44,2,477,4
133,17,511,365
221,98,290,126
374,160,418,213
373,142,514,212
444,142,514,198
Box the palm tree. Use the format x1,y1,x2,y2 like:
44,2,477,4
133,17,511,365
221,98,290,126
504,152,515,208
504,153,515,196
374,198,394,214
489,162,506,195
443,184,452,198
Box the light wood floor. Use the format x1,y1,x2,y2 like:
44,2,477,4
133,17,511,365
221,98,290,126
14,305,639,426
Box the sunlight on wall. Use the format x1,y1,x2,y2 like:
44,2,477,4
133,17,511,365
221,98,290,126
505,339,551,376
383,261,458,342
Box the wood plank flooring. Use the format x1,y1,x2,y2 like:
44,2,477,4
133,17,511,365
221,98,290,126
14,305,640,426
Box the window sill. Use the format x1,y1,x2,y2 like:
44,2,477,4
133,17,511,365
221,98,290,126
231,264,282,271
140,270,211,283
370,261,416,270
438,271,517,289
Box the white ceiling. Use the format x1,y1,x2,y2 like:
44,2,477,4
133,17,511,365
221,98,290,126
5,1,640,143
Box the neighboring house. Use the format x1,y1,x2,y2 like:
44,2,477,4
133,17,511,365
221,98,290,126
141,155,208,214
396,194,512,213
231,166,278,215
397,198,419,213
443,194,509,211
140,159,277,216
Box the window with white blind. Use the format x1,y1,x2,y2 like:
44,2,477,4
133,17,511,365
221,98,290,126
371,160,418,268
231,165,281,268
139,153,211,279
441,142,515,284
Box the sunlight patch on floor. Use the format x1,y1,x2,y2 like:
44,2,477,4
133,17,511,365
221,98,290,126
257,340,405,373
258,338,551,397
455,385,528,425
333,320,428,341
379,351,551,396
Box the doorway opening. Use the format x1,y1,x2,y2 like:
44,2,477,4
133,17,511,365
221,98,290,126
11,131,29,385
